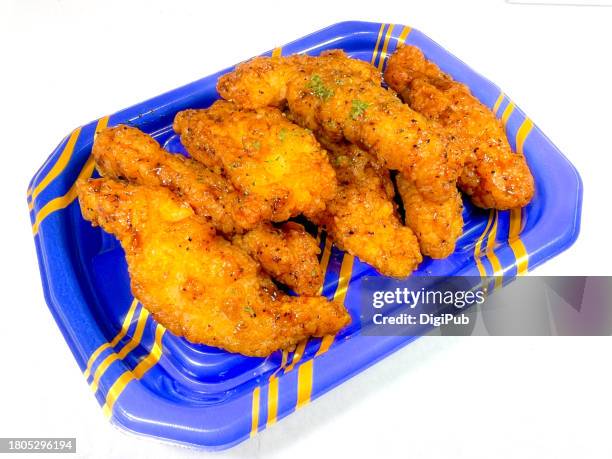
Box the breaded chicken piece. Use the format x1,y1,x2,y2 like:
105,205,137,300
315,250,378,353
396,174,464,259
93,125,263,233
93,125,323,294
173,101,337,221
384,45,535,209
217,50,459,203
233,222,323,295
312,140,422,277
76,178,350,357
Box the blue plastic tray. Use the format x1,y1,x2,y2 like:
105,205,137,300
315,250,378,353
27,21,582,450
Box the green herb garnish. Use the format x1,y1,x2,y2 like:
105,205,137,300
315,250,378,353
278,128,288,141
350,99,370,120
308,74,334,100
244,305,256,317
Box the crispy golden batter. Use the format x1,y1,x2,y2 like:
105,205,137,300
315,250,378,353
173,101,337,221
76,178,350,357
313,140,422,277
217,50,459,203
396,174,464,259
385,45,535,209
93,125,323,294
233,222,323,295
93,124,262,233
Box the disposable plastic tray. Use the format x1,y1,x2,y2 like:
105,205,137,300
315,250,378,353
28,21,582,450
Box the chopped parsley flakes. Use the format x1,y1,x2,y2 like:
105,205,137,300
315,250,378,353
350,99,370,120
308,74,334,100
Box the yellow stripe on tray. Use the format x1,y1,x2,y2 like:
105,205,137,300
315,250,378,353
370,24,386,66
29,127,82,209
293,333,337,411
102,323,166,419
486,211,504,289
315,335,335,357
32,116,109,235
377,24,395,71
94,115,110,138
267,336,337,423
296,360,314,409
90,307,150,395
272,47,282,58
317,236,333,295
272,339,306,421
292,350,310,410
250,387,261,437
266,378,280,428
493,92,505,115
132,324,166,379
266,351,288,427
333,254,355,305
32,156,95,235
501,101,515,126
397,25,412,46
83,299,139,380
474,211,495,279
516,117,534,156
509,208,529,275
101,371,133,419
283,340,307,374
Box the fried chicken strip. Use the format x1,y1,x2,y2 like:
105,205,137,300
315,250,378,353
93,125,323,295
313,140,422,276
93,125,261,233
232,222,323,295
396,174,464,259
173,101,337,221
384,45,535,209
217,50,459,203
76,178,350,357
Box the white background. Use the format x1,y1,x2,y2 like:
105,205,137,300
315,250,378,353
1,0,611,458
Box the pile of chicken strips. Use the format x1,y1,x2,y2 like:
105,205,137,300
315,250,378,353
77,46,534,356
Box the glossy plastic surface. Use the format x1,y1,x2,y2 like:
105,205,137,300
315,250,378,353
28,21,582,450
